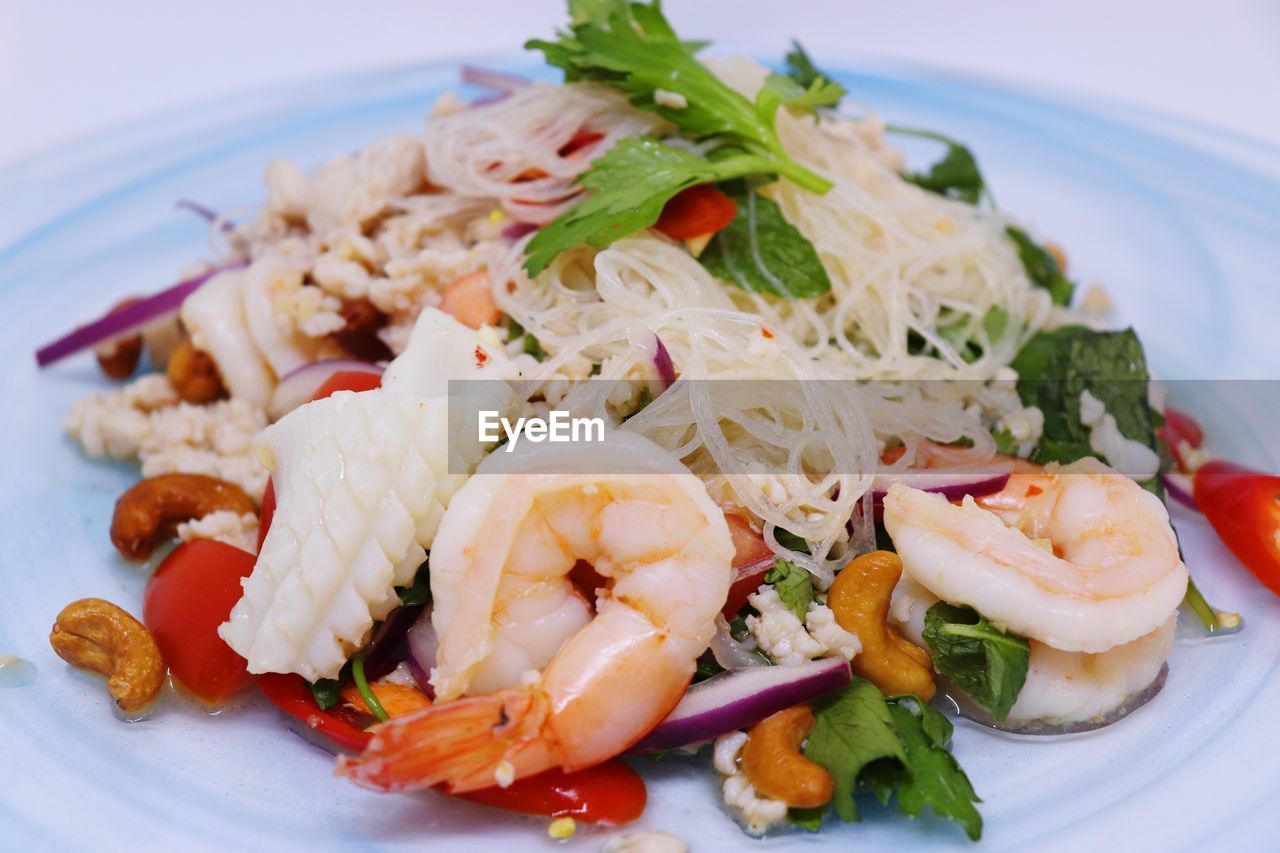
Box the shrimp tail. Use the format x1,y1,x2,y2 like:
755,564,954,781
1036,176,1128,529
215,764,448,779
335,687,558,793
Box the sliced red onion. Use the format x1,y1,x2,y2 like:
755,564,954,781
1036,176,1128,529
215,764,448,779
362,603,426,682
35,260,247,368
406,609,438,699
460,65,531,94
267,359,384,420
631,657,851,754
1163,472,1200,512
502,221,539,241
653,335,676,388
870,458,1014,507
176,199,235,233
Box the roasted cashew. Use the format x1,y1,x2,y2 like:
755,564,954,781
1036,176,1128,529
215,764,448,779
741,705,833,809
332,298,392,361
110,473,256,560
95,298,144,380
49,598,165,713
828,550,936,700
166,339,226,403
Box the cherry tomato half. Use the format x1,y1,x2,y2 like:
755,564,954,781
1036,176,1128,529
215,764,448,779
143,539,256,704
1193,460,1280,595
654,185,737,240
722,513,776,618
311,369,382,400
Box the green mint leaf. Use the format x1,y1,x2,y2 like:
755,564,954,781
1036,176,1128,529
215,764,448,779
1006,225,1074,306
789,806,826,831
892,126,987,205
784,40,846,105
1011,325,1158,472
922,602,1029,721
763,558,814,619
308,678,341,711
567,0,627,25
699,181,832,298
885,696,983,841
803,678,907,822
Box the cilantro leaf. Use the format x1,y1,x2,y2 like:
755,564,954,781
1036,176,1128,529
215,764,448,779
804,678,906,821
763,558,814,619
308,677,341,710
885,696,983,841
699,181,832,298
1011,325,1159,471
523,138,773,274
523,1,835,274
784,40,846,105
891,126,988,205
802,679,983,839
1006,225,1074,306
922,602,1029,722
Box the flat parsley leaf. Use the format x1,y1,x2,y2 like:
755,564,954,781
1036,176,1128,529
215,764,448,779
763,558,814,619
523,2,833,274
803,678,906,822
802,679,983,839
886,696,983,841
523,138,773,274
699,181,832,298
1005,225,1074,306
922,602,1029,722
784,40,846,105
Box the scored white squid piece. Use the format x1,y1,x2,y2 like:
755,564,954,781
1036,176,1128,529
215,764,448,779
218,308,511,680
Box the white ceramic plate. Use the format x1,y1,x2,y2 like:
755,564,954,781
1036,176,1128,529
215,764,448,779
3,58,1279,851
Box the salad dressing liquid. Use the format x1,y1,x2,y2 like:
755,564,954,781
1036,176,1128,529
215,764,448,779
0,654,36,688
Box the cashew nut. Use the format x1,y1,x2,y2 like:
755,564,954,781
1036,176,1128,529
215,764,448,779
166,339,226,403
49,598,165,713
95,298,144,380
740,705,833,809
332,297,392,361
828,550,936,700
110,473,256,560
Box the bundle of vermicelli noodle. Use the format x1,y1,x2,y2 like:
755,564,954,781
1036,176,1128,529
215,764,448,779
215,60,1050,579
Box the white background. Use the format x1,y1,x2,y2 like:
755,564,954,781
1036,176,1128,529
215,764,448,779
2,0,1278,169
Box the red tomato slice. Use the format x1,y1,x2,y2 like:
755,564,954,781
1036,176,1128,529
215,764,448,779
258,673,646,824
1193,460,1280,595
258,673,374,753
654,185,737,240
722,513,776,617
458,761,646,825
143,540,256,704
311,369,383,400
1159,406,1206,471
558,129,604,157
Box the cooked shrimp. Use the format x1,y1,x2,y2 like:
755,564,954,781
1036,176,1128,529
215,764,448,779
882,457,1187,653
891,576,1175,724
336,433,734,793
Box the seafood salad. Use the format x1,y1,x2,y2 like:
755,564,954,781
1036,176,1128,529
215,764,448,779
32,0,1280,845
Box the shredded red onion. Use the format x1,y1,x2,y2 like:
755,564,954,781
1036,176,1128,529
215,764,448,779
1163,472,1201,512
362,603,426,682
35,260,247,368
460,65,531,94
653,335,676,388
405,609,439,699
502,221,539,241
